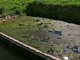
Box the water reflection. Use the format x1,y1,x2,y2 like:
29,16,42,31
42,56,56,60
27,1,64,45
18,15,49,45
72,46,80,53
54,31,62,36
22,36,30,39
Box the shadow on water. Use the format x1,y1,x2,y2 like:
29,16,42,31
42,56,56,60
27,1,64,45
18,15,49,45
22,35,30,39
54,31,62,36
48,30,53,33
41,37,50,42
72,46,80,53
47,48,54,54
48,30,62,36
62,43,70,54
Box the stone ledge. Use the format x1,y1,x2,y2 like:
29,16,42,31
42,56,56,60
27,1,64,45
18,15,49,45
0,32,61,60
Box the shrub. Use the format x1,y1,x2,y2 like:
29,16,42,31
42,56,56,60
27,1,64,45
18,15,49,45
26,1,80,24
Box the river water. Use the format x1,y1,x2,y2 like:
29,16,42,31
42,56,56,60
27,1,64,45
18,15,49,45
0,41,31,60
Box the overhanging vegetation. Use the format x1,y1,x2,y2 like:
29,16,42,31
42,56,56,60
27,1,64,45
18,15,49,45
26,1,80,24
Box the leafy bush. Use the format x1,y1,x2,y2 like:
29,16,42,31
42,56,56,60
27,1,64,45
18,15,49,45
26,1,80,24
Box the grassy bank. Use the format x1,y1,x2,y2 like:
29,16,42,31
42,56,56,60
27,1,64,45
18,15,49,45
0,0,34,17
1,0,80,18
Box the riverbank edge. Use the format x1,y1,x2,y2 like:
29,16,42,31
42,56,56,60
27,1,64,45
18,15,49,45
0,32,61,60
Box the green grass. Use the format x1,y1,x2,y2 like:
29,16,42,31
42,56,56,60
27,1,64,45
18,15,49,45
0,0,34,17
35,0,80,5
1,0,80,17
